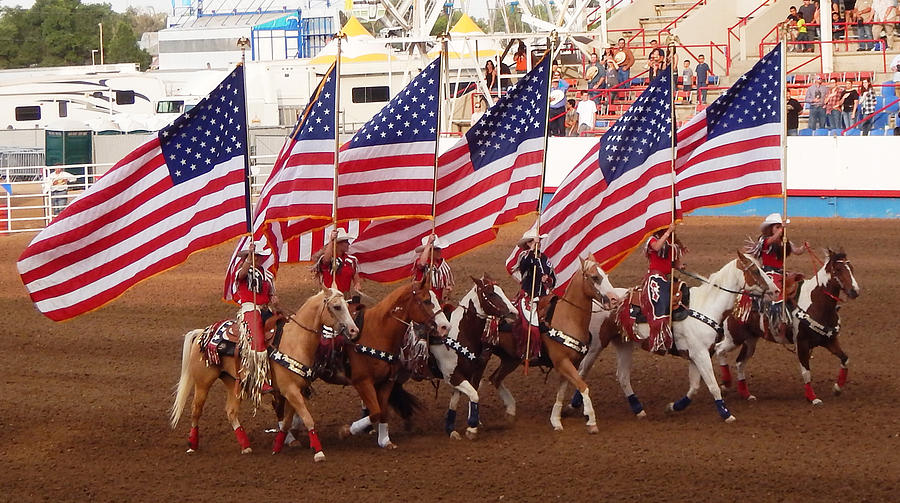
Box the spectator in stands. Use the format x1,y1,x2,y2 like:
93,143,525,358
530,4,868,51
872,0,898,50
825,77,846,127
696,54,711,104
855,0,876,50
484,60,498,91
565,99,578,136
576,92,597,135
43,167,77,218
471,97,486,125
682,59,693,101
799,0,819,40
787,6,802,51
549,82,567,136
833,11,846,47
616,38,635,89
787,91,803,135
796,14,813,52
805,74,829,129
857,79,878,134
514,41,527,73
841,83,859,128
646,49,664,80
604,51,620,104
585,52,603,97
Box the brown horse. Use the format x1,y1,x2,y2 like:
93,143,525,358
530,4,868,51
715,249,860,404
337,279,450,449
170,288,358,459
488,255,617,433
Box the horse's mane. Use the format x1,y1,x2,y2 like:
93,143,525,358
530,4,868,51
828,250,847,262
690,258,741,306
367,282,414,319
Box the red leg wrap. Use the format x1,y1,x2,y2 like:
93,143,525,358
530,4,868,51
188,427,199,451
241,309,266,352
804,382,818,402
737,379,750,399
273,430,287,454
234,426,250,450
837,367,848,388
308,428,323,453
720,365,733,387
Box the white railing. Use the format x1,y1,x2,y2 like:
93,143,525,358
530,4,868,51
0,154,278,234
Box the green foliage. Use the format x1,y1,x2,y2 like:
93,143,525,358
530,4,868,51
0,0,153,69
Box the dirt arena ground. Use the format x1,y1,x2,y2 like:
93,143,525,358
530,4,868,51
2,216,897,502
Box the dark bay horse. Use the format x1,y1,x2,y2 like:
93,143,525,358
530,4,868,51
170,289,358,458
431,274,516,439
715,249,860,404
338,279,450,449
487,256,617,433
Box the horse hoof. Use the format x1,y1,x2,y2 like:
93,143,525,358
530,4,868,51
635,410,647,419
811,398,824,406
746,394,757,401
465,427,478,440
586,424,599,434
338,425,351,440
241,447,253,454
505,413,516,424
449,431,461,440
185,448,196,454
724,415,737,423
552,424,564,432
664,403,676,414
833,384,842,395
383,442,398,450
313,451,326,463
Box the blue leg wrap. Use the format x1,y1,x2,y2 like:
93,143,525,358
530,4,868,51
672,396,692,411
715,399,732,420
570,390,583,409
444,409,457,436
467,402,480,428
627,394,644,415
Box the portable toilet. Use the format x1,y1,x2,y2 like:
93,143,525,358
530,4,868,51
45,119,94,187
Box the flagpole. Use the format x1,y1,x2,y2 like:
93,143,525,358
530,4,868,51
428,36,448,275
779,39,788,317
331,34,344,291
236,37,256,307
525,36,557,375
667,41,678,342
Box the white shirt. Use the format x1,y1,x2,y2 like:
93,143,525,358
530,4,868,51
43,170,77,194
576,99,597,127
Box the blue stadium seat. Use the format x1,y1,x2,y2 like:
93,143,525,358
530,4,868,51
813,128,830,136
875,96,885,110
869,129,885,136
799,128,814,136
786,75,796,84
883,81,896,97
844,128,862,136
829,129,843,136
872,112,889,129
708,75,720,85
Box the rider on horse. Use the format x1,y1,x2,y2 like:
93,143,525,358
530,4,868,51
413,234,454,306
313,228,361,297
641,223,687,353
233,242,280,397
514,229,556,359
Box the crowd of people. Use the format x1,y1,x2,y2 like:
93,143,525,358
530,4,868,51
785,0,899,52
789,73,891,135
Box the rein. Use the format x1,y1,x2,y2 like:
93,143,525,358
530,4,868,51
806,245,849,303
677,268,762,298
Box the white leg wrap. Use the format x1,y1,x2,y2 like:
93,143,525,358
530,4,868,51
581,388,597,427
550,401,564,430
800,364,812,384
291,415,303,430
285,431,296,445
350,416,373,436
498,384,516,416
377,422,391,447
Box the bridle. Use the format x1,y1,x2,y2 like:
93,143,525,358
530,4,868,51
677,258,770,298
819,258,854,303
580,262,617,312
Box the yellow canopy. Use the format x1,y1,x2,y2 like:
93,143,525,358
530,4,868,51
428,14,499,60
310,16,397,65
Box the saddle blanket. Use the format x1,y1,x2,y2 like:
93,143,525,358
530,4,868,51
199,320,239,366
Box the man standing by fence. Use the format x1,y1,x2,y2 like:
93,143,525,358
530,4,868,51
43,167,76,219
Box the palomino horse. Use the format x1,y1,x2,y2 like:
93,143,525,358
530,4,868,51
714,249,860,404
338,279,450,449
573,252,777,422
169,288,358,459
488,255,618,433
431,274,516,439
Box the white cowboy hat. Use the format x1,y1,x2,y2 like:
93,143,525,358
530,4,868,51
414,234,449,253
584,65,600,81
760,212,790,231
333,228,357,243
549,89,566,107
517,229,549,248
237,243,273,258
614,51,627,64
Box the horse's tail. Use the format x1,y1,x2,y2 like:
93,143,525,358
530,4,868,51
388,381,421,420
170,329,201,429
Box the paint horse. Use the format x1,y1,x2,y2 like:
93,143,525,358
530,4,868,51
338,279,451,449
573,252,777,422
430,274,517,439
170,288,358,460
488,255,618,433
715,249,860,404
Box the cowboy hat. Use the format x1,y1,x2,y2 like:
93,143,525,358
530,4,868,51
549,89,566,107
614,51,627,64
517,229,549,248
333,228,357,243
414,234,449,253
584,65,600,81
760,212,790,231
237,244,273,258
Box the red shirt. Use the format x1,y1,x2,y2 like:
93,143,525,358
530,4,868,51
413,257,452,304
234,266,273,305
760,243,784,270
318,253,358,294
646,236,673,275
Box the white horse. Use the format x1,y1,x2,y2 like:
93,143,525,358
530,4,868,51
430,275,517,439
573,252,777,422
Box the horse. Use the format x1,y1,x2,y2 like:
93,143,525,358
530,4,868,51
337,278,451,449
430,274,517,439
573,251,777,422
487,255,618,434
169,288,358,459
714,249,860,404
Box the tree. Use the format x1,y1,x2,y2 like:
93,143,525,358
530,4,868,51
107,20,151,68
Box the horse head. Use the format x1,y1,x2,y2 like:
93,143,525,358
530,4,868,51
470,273,516,320
736,250,778,295
402,279,450,337
321,288,360,341
824,249,860,300
580,254,619,308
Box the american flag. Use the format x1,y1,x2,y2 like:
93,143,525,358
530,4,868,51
509,68,674,288
337,57,442,222
19,66,249,321
349,53,551,282
223,65,337,301
675,43,783,213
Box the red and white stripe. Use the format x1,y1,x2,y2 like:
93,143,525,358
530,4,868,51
19,138,247,321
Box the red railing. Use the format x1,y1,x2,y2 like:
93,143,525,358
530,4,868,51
761,37,891,74
841,93,900,135
657,0,707,37
586,0,635,27
726,0,775,63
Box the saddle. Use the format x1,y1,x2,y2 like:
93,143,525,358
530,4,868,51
514,294,556,360
615,280,690,343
